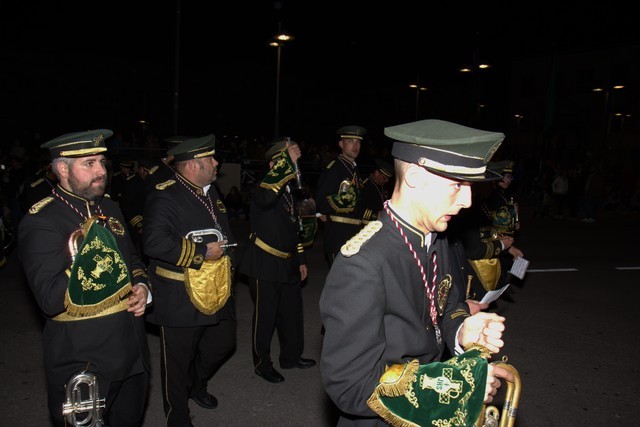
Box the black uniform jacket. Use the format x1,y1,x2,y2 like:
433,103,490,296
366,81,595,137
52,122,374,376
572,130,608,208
18,185,150,385
360,176,387,223
319,206,469,425
239,175,305,284
143,174,235,327
315,155,364,254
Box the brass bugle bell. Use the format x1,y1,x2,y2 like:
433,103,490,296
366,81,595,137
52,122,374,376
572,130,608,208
62,371,106,427
68,217,102,262
476,360,521,427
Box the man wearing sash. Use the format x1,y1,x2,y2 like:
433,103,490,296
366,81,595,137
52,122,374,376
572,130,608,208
319,120,513,426
143,134,236,427
18,129,151,427
238,138,316,384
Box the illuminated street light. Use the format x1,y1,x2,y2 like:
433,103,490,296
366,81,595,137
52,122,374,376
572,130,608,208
269,27,294,138
593,84,625,144
409,84,428,120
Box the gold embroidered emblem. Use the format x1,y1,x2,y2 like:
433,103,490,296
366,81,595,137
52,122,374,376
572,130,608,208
108,217,126,236
93,134,104,146
91,254,114,278
216,199,227,213
156,179,176,190
437,274,452,314
193,254,204,265
419,368,463,404
29,196,54,214
340,221,383,257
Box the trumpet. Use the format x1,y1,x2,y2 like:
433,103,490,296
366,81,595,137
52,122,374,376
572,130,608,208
62,371,106,427
476,360,521,427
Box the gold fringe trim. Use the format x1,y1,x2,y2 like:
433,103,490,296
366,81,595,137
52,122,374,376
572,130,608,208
63,283,132,318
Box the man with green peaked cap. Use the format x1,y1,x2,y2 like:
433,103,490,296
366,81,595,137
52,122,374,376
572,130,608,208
18,129,152,427
320,119,514,426
315,125,367,265
143,133,237,427
238,137,316,384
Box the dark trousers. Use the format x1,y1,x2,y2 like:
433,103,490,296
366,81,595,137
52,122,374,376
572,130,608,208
159,321,236,427
49,371,149,427
248,277,304,371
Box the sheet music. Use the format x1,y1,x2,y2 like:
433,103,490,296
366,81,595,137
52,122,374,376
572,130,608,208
480,284,510,304
509,257,530,280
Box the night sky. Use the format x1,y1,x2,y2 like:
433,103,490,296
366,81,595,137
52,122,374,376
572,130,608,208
3,1,637,145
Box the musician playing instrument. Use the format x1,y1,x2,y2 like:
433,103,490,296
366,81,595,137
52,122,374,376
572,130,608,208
143,134,236,427
18,129,151,427
238,138,316,384
320,120,513,426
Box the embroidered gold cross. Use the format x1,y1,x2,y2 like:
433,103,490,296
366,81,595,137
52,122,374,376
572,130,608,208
91,254,114,278
419,368,462,404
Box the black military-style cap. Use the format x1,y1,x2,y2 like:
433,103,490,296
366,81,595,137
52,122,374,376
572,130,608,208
265,137,298,160
486,160,514,178
374,158,394,178
168,134,215,162
41,129,112,158
337,125,367,140
386,119,504,182
119,159,134,169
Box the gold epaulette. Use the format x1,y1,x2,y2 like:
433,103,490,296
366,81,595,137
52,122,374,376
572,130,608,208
156,179,176,190
30,178,44,188
340,220,383,257
149,165,159,174
103,193,111,199
28,196,54,214
126,174,136,181
326,160,335,169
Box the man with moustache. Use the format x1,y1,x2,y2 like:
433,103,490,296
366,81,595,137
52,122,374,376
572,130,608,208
18,129,151,427
143,134,236,427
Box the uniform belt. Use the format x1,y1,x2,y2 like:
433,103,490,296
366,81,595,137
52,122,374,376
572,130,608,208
329,215,362,226
155,265,185,281
249,233,291,259
52,299,129,322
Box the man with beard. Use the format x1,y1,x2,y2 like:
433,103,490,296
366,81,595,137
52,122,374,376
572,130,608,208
143,134,236,427
18,129,151,427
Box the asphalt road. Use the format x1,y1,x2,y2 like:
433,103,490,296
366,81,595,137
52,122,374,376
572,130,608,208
1,206,639,426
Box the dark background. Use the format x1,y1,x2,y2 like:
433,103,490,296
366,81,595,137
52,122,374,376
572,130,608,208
2,0,637,145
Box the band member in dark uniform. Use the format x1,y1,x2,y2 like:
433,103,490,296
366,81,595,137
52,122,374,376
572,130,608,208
238,138,316,384
320,119,511,426
481,160,524,284
21,157,58,212
18,129,151,427
315,125,367,265
143,134,236,427
109,158,135,202
360,158,393,224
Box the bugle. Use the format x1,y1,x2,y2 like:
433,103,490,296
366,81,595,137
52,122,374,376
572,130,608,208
476,359,521,427
62,371,105,427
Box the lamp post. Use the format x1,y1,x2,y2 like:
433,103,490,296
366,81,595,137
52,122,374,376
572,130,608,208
592,84,624,145
269,26,294,138
409,84,428,120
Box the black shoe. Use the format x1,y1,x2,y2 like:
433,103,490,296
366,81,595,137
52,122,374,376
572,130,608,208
255,366,285,383
281,357,316,370
190,392,218,409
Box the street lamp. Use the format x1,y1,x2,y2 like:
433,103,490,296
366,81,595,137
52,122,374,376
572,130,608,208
514,114,524,130
269,27,294,138
592,84,624,145
409,84,428,120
